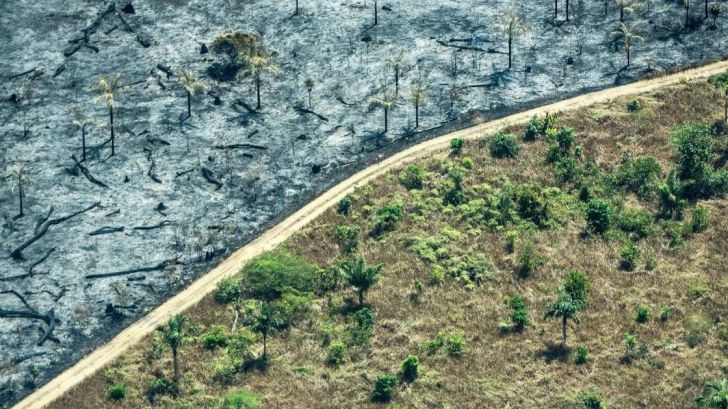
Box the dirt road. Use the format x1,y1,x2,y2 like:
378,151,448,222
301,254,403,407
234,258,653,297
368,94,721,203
13,59,728,409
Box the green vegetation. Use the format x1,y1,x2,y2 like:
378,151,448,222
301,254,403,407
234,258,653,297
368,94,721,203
371,374,398,402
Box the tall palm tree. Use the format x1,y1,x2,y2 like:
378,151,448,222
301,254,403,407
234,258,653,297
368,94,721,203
178,69,209,119
91,74,129,157
696,379,728,408
494,11,530,70
239,49,278,110
411,83,427,129
339,257,383,306
156,314,188,382
368,90,397,134
613,0,637,21
6,165,31,218
544,289,581,342
611,22,644,67
244,301,285,359
386,52,408,94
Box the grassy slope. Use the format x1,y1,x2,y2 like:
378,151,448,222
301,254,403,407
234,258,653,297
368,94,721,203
51,80,727,409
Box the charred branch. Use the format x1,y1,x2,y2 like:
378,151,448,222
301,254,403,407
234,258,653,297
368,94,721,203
85,259,176,279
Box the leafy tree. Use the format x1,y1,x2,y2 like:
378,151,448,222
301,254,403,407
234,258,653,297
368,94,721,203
658,170,687,218
156,314,188,382
613,0,637,21
411,82,427,128
400,354,419,382
696,378,728,408
386,52,409,94
243,301,285,359
6,165,31,218
178,69,209,118
368,89,397,133
239,49,278,110
709,70,728,122
611,22,644,67
544,289,582,342
494,11,530,69
489,131,521,158
562,270,590,307
91,74,130,157
585,199,612,234
339,257,383,306
372,373,397,402
672,122,715,198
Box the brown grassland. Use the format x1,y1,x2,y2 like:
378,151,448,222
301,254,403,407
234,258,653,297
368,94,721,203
50,79,728,409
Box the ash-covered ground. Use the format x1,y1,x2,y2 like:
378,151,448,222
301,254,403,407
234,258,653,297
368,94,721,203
0,0,726,405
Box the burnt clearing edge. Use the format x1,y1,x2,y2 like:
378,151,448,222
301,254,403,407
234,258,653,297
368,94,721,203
13,59,728,409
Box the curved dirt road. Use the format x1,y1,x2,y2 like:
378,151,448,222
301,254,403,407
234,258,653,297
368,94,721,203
14,59,728,409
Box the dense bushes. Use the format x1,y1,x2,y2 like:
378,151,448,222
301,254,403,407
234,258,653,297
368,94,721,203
427,331,466,357
613,156,662,199
499,294,530,332
671,122,728,200
371,374,397,402
107,383,127,400
241,251,319,301
222,390,260,409
617,208,653,239
371,200,405,236
489,131,521,158
585,199,612,234
201,325,230,349
400,354,419,382
326,341,346,366
215,277,243,304
399,164,427,190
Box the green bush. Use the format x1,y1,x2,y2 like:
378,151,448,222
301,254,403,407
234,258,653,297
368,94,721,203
578,390,607,409
241,251,318,301
213,356,240,383
672,122,715,199
523,115,540,141
371,374,398,402
627,98,642,112
107,383,127,400
400,354,419,382
146,377,172,399
371,201,405,236
517,241,545,277
279,290,314,324
617,208,653,239
399,164,427,190
222,390,260,409
505,230,519,253
573,345,588,365
489,131,521,158
540,113,558,135
444,332,466,358
337,195,353,216
336,224,360,254
659,305,673,322
201,325,230,350
614,156,662,199
508,294,530,331
555,127,575,155
585,199,612,234
563,270,591,306
620,242,640,271
215,277,243,304
429,265,446,285
635,306,652,324
553,156,580,184
450,138,465,155
516,184,552,228
658,171,688,219
326,341,346,366
690,206,711,233
347,308,375,346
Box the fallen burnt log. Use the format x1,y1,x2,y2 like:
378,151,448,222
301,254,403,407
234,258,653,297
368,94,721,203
85,259,175,279
293,106,329,122
71,155,109,188
89,226,125,236
0,307,61,346
213,143,267,151
11,202,101,261
201,167,223,190
132,220,172,231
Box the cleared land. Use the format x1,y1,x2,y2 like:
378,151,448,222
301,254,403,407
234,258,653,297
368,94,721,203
40,68,728,408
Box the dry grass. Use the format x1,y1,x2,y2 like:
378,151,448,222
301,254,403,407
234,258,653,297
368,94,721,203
50,80,727,409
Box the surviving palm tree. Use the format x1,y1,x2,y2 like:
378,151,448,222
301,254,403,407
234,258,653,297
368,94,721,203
368,89,397,134
611,22,644,67
613,0,637,21
239,49,278,110
6,165,31,218
696,378,728,408
544,289,582,342
178,69,209,119
411,83,427,129
339,257,383,306
684,0,692,27
709,71,728,122
72,118,93,162
304,77,315,108
91,74,130,157
156,314,188,382
494,11,530,70
386,52,408,94
244,301,285,360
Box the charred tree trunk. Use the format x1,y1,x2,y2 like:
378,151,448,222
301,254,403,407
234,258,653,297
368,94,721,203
374,1,378,26
686,4,690,28
705,0,709,18
566,0,570,20
383,107,389,133
414,99,420,128
508,36,513,69
81,124,87,162
554,0,558,18
109,105,115,156
620,5,624,21
255,77,262,110
394,68,400,94
17,179,24,218
186,90,192,118
295,0,299,15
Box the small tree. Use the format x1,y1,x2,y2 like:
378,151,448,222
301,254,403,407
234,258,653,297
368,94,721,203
696,378,728,408
386,52,408,94
178,69,209,119
709,71,728,122
156,314,188,382
6,165,31,218
304,77,315,108
544,289,582,342
411,82,427,129
238,49,278,110
368,89,397,134
400,354,419,382
494,11,530,70
339,257,383,306
611,22,644,67
91,74,130,157
243,301,285,360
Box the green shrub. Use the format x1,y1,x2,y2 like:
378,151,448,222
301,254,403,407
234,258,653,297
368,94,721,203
614,156,662,199
371,374,398,402
562,270,591,306
508,294,530,331
658,171,688,219
399,164,427,190
201,325,230,350
107,383,127,400
336,224,360,254
326,341,346,366
429,265,446,285
347,308,375,346
146,377,172,399
371,201,405,236
213,356,240,383
505,230,519,253
617,208,653,239
627,98,642,112
659,305,673,322
461,157,474,169
444,332,466,358
620,242,640,271
450,138,465,155
577,390,607,409
553,156,580,183
222,390,260,409
517,241,545,277
215,277,243,304
690,206,711,233
573,345,588,365
672,122,715,199
555,127,575,155
523,115,540,141
585,199,612,234
400,354,419,382
687,279,709,300
622,333,648,362
489,131,521,158
540,113,558,135
516,184,552,228
279,290,314,323
337,195,353,215
635,306,651,324
242,251,318,301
